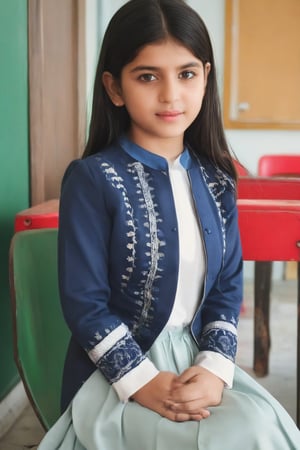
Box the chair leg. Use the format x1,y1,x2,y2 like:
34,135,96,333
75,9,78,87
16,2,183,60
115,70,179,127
297,261,300,428
254,261,272,376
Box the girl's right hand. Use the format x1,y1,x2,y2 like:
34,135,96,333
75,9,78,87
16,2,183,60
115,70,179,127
131,371,209,422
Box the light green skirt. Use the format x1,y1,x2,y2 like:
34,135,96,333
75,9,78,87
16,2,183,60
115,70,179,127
38,328,300,450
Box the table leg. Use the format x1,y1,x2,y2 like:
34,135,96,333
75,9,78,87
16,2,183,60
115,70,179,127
297,261,300,428
254,261,272,376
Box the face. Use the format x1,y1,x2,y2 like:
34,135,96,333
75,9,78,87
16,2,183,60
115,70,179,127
103,38,210,159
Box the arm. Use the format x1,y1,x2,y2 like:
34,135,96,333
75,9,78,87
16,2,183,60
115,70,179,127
58,159,158,400
196,198,243,373
169,193,243,413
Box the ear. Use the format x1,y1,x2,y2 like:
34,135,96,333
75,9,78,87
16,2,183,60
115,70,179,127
203,62,211,89
102,71,125,107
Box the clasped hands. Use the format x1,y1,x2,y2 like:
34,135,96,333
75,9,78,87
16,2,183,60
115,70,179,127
131,366,224,422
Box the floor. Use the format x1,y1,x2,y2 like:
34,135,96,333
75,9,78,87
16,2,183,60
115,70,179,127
0,278,298,449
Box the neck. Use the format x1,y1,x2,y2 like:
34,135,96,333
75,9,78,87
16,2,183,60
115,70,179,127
127,132,184,162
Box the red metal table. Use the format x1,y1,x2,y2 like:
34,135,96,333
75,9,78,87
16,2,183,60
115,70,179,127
238,198,300,427
238,176,300,200
238,177,300,376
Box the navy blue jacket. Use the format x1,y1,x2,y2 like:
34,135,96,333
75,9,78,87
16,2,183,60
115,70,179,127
58,136,243,409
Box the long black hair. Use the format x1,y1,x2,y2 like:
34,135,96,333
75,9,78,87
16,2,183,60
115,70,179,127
83,0,237,180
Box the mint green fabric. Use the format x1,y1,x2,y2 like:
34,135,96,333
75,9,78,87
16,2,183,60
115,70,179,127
38,328,300,449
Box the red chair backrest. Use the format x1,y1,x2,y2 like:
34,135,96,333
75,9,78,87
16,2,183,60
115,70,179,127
15,200,59,232
258,154,300,177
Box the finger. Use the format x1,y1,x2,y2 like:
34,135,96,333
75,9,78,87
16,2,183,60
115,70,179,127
171,411,209,422
168,400,210,416
177,366,200,384
163,410,200,422
189,412,210,421
173,412,199,422
170,383,203,403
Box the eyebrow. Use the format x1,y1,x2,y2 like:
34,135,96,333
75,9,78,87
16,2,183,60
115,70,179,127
130,62,202,73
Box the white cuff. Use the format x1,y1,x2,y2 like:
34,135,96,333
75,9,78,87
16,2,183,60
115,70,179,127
112,357,159,402
194,351,235,388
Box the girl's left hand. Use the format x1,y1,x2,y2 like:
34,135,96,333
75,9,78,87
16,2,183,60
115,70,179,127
167,366,224,415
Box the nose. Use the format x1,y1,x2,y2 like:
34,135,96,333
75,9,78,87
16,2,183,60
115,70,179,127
158,77,179,103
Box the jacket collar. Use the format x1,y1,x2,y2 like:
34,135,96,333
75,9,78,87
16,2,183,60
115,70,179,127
118,135,196,171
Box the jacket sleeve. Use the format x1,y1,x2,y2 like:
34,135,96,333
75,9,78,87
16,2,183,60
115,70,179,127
58,159,158,398
197,186,243,366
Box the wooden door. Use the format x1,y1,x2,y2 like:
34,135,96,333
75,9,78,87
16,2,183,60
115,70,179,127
28,0,86,204
224,0,300,129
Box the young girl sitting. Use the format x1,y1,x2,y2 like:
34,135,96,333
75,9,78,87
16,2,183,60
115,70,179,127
38,1,300,448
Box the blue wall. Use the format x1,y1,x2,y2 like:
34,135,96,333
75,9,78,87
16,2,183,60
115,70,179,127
0,0,29,400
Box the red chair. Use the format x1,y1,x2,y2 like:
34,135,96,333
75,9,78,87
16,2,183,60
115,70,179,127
14,200,59,232
259,154,300,177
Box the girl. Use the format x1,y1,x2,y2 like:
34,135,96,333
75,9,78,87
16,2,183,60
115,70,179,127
38,0,300,448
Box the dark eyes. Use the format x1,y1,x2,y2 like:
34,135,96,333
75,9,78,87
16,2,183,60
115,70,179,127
179,70,195,79
138,70,196,82
138,73,157,82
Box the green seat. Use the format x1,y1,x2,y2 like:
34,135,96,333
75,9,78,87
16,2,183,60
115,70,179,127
9,228,70,430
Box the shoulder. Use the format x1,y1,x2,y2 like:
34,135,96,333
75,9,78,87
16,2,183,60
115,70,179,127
62,143,126,187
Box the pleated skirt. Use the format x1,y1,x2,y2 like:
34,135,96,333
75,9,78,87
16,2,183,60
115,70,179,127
38,327,300,450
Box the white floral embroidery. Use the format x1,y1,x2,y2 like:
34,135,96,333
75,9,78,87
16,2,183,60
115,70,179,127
200,320,237,361
97,158,164,337
202,320,237,336
128,162,163,333
99,161,136,289
199,163,235,259
88,324,128,363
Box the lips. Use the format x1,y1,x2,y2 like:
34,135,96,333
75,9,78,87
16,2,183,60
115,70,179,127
155,111,183,122
156,111,182,117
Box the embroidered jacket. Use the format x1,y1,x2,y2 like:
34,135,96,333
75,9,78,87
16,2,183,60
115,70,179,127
58,136,243,399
